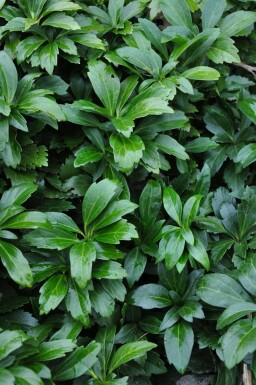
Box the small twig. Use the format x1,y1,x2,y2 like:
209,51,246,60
233,62,256,78
243,363,253,385
243,314,253,385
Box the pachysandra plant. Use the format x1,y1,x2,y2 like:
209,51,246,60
0,0,256,384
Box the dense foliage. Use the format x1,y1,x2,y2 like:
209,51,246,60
1,0,256,384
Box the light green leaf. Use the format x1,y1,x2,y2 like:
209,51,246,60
164,322,194,373
163,187,182,225
2,211,48,229
160,306,180,331
160,0,193,29
202,0,226,30
42,13,80,30
0,369,15,385
109,341,157,372
34,339,76,361
53,343,101,380
70,241,96,288
24,228,79,250
88,60,120,116
0,51,18,103
182,66,220,80
110,132,145,171
124,247,147,288
94,219,138,244
165,230,185,270
16,36,45,62
196,273,252,308
238,98,256,125
65,280,91,327
132,284,171,309
10,367,43,385
0,183,37,207
117,47,162,76
0,330,26,360
155,134,189,160
82,179,119,227
0,118,9,151
92,260,126,280
42,1,81,16
221,319,256,368
235,143,256,168
217,302,256,330
0,241,32,287
39,274,68,315
74,145,104,167
206,37,240,64
188,238,210,270
220,11,256,37
111,116,135,138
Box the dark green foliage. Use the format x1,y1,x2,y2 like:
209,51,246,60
1,0,256,384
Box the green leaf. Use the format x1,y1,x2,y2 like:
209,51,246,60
93,261,126,279
0,183,37,207
160,306,180,331
131,284,171,309
139,180,162,226
34,339,76,361
220,11,256,37
206,37,240,64
88,60,120,116
42,1,81,16
82,179,119,227
109,341,157,373
24,228,79,250
235,143,256,168
196,273,252,308
0,118,9,151
163,187,182,225
107,0,122,24
42,13,80,30
123,87,173,120
0,51,18,103
110,133,145,171
65,280,91,327
182,66,220,80
10,367,43,385
96,326,116,375
117,47,162,76
221,319,256,368
70,241,96,288
165,230,185,270
182,195,202,226
53,343,101,380
111,116,135,138
217,302,256,330
160,0,192,29
202,0,226,30
94,219,138,244
238,254,256,296
90,282,115,317
124,247,147,288
0,241,32,287
39,274,68,315
179,300,204,322
139,18,168,59
2,211,47,229
164,322,194,374
187,238,210,271
0,369,15,385
237,98,256,125
92,200,137,231
0,99,11,116
0,330,26,360
155,134,189,160
185,137,218,153
16,36,45,62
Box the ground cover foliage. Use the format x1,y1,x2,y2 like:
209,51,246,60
1,0,256,384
